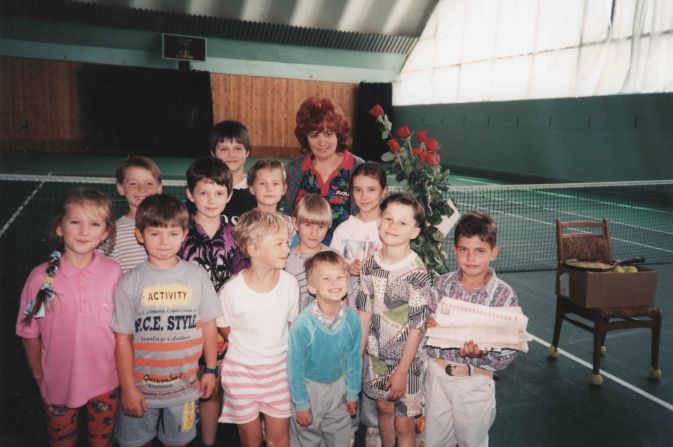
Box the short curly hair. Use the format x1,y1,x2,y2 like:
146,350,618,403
294,96,351,155
454,211,497,248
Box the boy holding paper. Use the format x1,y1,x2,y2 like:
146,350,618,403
425,211,521,447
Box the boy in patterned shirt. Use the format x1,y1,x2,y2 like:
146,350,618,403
357,193,432,447
425,211,520,447
179,156,248,447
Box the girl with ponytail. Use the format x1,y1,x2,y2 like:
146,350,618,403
16,187,121,447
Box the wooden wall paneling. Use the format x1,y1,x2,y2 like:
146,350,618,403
0,57,81,152
1,58,356,155
210,72,358,159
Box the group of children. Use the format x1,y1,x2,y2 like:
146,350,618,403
16,120,521,447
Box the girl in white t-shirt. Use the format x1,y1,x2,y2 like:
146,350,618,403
331,162,389,303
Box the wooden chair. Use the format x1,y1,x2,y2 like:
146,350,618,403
548,219,662,385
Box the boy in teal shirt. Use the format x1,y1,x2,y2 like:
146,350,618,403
288,251,362,447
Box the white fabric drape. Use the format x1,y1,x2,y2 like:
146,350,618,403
394,0,673,105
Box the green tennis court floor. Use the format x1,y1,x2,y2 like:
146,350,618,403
1,152,672,446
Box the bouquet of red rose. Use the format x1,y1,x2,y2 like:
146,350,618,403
369,104,454,277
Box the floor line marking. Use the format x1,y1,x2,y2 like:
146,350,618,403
530,334,673,412
0,180,46,239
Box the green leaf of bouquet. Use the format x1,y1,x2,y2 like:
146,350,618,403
427,214,442,225
380,151,395,162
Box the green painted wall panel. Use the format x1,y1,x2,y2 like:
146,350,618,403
394,94,673,182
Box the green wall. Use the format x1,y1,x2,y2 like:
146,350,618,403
0,17,403,83
394,94,673,182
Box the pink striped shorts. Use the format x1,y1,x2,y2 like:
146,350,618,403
219,357,292,424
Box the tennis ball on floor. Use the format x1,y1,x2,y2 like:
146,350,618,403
625,266,638,273
649,367,662,379
614,265,625,273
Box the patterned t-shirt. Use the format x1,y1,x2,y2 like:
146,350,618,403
112,260,222,407
179,215,248,293
356,251,431,399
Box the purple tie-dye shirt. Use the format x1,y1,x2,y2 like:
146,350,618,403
179,215,248,292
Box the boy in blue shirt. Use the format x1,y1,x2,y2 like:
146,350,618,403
288,251,362,447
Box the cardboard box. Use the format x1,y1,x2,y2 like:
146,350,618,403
556,265,657,308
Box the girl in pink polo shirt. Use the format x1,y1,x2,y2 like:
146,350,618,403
16,188,122,447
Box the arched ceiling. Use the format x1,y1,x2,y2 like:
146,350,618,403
2,0,439,55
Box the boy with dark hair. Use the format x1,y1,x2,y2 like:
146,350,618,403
181,156,248,292
288,250,361,447
180,157,248,447
208,120,256,225
104,155,163,272
357,192,432,447
425,211,520,447
112,194,221,447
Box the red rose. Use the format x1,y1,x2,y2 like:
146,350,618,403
427,153,440,166
416,130,428,143
411,148,422,157
369,104,384,118
386,139,401,153
397,125,411,139
426,138,440,151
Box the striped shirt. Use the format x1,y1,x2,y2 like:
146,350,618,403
112,260,222,407
105,215,147,273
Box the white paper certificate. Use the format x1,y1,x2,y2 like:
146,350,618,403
426,298,532,352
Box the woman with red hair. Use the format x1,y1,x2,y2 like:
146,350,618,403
285,96,364,245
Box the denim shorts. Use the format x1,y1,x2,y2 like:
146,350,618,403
116,400,198,447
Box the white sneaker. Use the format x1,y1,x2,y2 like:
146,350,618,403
365,427,382,447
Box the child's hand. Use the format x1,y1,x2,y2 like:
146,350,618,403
460,340,486,357
216,334,228,356
385,369,408,401
296,408,313,427
426,319,438,329
349,259,362,276
121,387,147,418
199,373,218,399
345,400,358,417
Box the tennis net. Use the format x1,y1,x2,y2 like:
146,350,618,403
1,174,671,275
